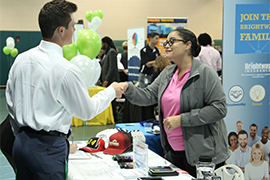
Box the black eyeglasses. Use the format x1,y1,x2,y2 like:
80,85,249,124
163,39,186,48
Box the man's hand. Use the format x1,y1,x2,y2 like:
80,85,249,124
163,115,181,131
69,143,78,154
123,69,128,75
118,82,129,92
110,82,125,99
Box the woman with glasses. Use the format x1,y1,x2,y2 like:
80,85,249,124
119,28,229,176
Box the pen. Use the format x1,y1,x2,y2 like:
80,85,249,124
89,152,103,159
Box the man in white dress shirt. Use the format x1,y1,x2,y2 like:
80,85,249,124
5,0,124,179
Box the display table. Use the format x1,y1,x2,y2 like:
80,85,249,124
115,123,163,156
68,141,193,180
71,86,114,126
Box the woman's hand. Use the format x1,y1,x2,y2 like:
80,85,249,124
163,115,181,130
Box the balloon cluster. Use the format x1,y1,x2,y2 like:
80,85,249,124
62,9,104,88
85,9,103,31
2,37,19,58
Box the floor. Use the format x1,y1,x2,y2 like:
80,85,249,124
0,88,121,179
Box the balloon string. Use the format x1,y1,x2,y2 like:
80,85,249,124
10,56,13,67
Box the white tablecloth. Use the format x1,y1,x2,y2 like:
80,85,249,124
68,141,193,180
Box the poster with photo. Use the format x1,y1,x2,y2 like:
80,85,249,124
223,0,270,134
147,17,188,56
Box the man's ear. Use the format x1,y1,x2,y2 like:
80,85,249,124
58,26,65,37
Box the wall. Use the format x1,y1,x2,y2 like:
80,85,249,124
0,0,223,40
0,0,223,85
0,31,42,85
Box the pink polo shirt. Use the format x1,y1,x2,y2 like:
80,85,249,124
161,66,191,151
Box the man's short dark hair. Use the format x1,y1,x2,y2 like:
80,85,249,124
148,32,159,39
262,126,269,133
198,33,212,46
238,129,248,137
38,0,77,39
250,123,258,130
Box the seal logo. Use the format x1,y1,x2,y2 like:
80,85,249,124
229,85,244,102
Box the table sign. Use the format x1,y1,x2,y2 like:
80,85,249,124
133,138,148,176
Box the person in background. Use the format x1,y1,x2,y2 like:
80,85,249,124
228,131,239,152
5,1,124,179
248,123,261,147
151,56,171,82
100,36,120,87
236,120,243,134
226,131,239,164
139,32,160,88
0,115,16,172
117,41,128,82
229,130,251,172
258,126,270,172
245,143,269,180
100,36,120,120
96,49,103,63
119,28,229,177
197,33,222,74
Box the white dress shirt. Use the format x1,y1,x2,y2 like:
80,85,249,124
6,40,115,134
228,146,251,168
197,45,222,72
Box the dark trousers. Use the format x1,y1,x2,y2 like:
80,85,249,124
165,150,225,178
13,130,69,180
0,115,16,172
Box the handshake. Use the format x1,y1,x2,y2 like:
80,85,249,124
110,82,129,99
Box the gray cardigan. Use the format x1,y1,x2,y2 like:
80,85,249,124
124,58,230,166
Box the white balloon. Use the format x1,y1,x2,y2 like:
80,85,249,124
6,37,14,44
88,22,93,30
7,41,15,50
70,55,101,88
92,58,101,85
91,17,102,31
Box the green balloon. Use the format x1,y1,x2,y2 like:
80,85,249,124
10,48,18,57
85,11,94,22
77,29,86,38
94,9,103,19
63,42,77,61
3,46,11,55
76,30,101,59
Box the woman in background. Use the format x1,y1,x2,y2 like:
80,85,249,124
245,143,269,180
228,131,239,152
151,56,171,82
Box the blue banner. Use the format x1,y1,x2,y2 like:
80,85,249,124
235,4,270,54
223,0,270,135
